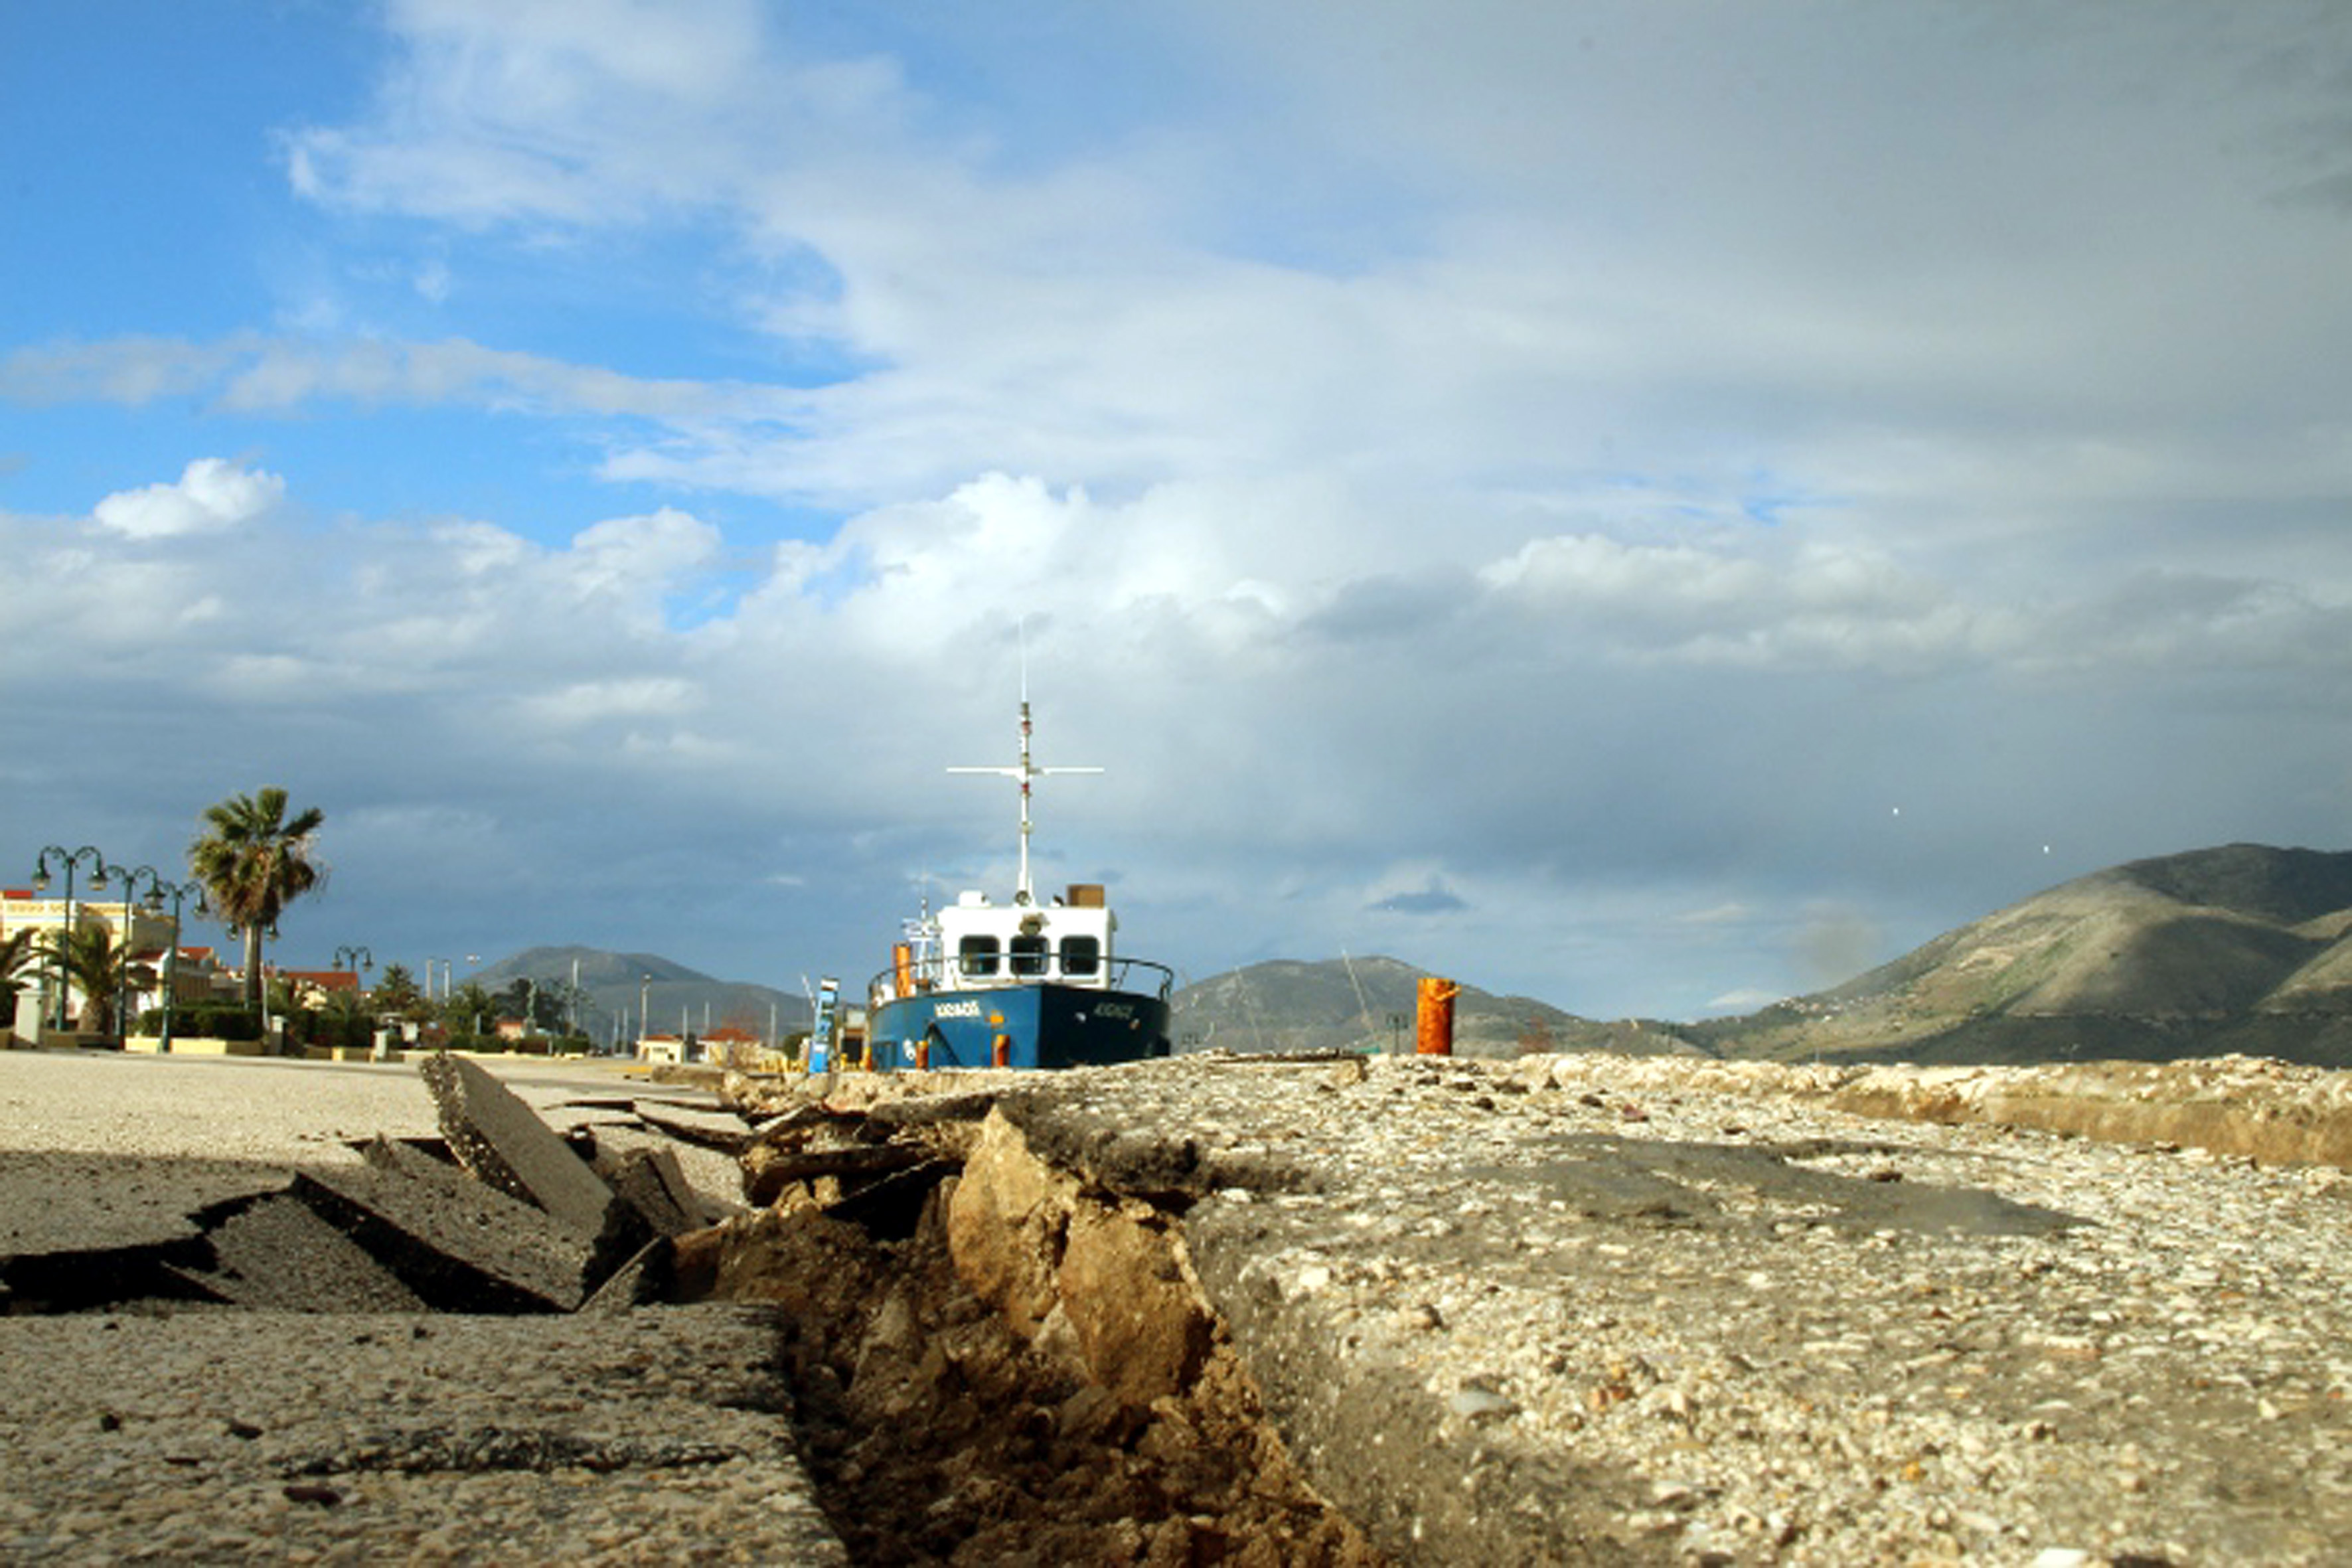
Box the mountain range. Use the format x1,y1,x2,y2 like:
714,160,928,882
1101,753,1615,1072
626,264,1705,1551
457,844,2352,1067
1167,954,1684,1059
1682,842,2352,1065
465,947,812,1042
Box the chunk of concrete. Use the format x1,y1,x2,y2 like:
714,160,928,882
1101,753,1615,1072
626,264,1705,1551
417,1053,619,1239
578,1235,675,1313
588,1124,747,1223
295,1138,591,1312
601,1146,702,1239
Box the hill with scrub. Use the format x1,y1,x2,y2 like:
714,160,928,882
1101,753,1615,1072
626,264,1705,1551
1170,954,1689,1059
1686,844,2352,1066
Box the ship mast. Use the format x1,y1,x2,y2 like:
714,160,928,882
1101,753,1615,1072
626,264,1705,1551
948,679,1101,905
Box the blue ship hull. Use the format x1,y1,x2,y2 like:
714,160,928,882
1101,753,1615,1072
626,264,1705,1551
868,980,1172,1071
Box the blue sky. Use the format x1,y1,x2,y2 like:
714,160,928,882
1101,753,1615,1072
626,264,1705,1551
6,1,2352,1022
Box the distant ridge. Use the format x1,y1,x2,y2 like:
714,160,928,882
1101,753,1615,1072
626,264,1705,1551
1171,955,1690,1059
1687,843,2352,1067
467,946,810,1041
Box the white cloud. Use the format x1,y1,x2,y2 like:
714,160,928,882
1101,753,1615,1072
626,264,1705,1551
13,3,2352,1024
92,458,285,539
520,676,700,729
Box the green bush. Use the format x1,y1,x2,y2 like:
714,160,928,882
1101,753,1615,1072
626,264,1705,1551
147,1002,262,1041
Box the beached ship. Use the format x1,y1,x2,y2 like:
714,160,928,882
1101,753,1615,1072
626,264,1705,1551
864,700,1174,1070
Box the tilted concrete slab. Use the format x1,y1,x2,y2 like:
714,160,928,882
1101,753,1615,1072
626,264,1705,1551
0,1306,847,1564
599,1145,702,1239
586,1123,746,1223
418,1053,621,1239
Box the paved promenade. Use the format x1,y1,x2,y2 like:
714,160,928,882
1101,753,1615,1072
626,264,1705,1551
0,1049,846,1566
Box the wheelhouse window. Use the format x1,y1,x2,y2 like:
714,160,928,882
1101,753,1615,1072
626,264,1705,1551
958,935,1000,977
1010,933,1050,977
1059,935,1101,977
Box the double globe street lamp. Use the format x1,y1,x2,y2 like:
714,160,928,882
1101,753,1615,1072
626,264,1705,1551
108,864,166,1044
32,845,110,1034
143,877,210,1052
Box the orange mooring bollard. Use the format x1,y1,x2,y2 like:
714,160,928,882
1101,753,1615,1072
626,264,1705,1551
1415,976,1459,1056
991,1034,1012,1068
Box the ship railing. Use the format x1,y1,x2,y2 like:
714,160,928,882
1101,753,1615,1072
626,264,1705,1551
869,953,1176,1004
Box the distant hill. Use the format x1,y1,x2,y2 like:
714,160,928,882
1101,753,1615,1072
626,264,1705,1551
1686,844,2352,1067
469,946,811,1042
1170,955,1693,1059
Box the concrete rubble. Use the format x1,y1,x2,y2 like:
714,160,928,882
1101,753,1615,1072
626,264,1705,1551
3,1046,2351,1564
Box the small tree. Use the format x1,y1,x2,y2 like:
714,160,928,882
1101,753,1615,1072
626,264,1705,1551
443,980,496,1044
0,930,38,1016
42,921,157,1036
370,963,430,1026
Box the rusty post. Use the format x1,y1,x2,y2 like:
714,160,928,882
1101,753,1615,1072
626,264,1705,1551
992,1033,1012,1068
1415,976,1459,1056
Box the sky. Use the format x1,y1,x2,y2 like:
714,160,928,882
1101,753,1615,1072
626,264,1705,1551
5,1,2351,1024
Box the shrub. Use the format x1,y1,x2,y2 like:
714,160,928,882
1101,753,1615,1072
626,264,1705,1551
147,1002,262,1041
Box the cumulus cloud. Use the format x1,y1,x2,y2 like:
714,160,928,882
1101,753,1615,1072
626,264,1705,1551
92,458,285,539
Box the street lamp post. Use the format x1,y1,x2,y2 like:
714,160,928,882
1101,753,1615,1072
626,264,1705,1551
640,975,653,1057
144,878,210,1052
32,846,109,1035
335,945,376,1057
110,865,163,1043
427,957,449,1000
334,943,374,1006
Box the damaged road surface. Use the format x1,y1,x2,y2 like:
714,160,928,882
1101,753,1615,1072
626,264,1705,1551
719,1052,2352,1567
1,1308,840,1563
10,1046,2352,1563
0,1051,843,1563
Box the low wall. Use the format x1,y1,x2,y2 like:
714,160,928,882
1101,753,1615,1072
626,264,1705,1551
152,1036,270,1057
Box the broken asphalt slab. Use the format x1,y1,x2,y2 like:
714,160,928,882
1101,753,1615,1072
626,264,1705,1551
163,1194,428,1313
418,1052,624,1237
289,1137,594,1314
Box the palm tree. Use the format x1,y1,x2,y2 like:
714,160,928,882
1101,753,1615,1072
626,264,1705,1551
188,787,327,1016
1,929,40,1020
370,962,429,1024
42,921,157,1036
444,980,497,1043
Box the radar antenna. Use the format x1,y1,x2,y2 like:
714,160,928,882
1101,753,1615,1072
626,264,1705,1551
948,640,1100,904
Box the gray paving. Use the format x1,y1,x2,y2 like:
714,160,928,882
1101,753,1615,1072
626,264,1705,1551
0,1048,847,1565
0,1308,844,1565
